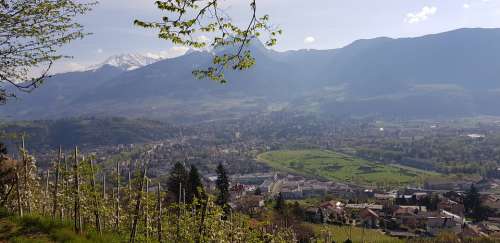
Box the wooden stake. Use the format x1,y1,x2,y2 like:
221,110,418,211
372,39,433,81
102,173,106,231
157,182,162,243
145,178,149,239
115,161,120,231
128,162,133,230
90,158,102,234
129,162,147,243
61,155,67,221
22,135,31,214
15,167,23,217
74,146,82,234
44,169,50,216
52,147,61,219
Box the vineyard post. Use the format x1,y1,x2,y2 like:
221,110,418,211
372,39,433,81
145,177,149,239
52,147,61,219
61,154,68,221
156,182,162,243
74,146,82,234
102,173,106,231
128,162,133,230
21,136,32,214
15,166,23,217
129,162,147,243
111,188,115,230
90,158,102,234
115,161,120,231
197,196,208,243
176,182,182,242
44,169,50,216
103,174,106,200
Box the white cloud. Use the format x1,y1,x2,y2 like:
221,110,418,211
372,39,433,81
47,61,87,74
97,48,103,54
65,62,86,71
146,46,190,59
404,6,437,24
304,36,315,44
463,3,471,9
196,35,210,43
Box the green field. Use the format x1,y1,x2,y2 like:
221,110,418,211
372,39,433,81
258,149,434,186
306,223,403,243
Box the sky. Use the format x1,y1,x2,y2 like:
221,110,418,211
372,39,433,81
51,0,500,73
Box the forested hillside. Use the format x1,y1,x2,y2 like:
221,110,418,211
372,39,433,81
0,117,178,149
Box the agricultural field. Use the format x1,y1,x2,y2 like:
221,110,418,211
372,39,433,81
257,149,436,186
306,223,404,243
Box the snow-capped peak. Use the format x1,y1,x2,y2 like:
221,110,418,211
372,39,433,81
87,53,163,71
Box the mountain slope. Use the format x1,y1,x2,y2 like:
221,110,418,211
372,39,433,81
326,28,500,96
2,65,124,119
2,28,500,120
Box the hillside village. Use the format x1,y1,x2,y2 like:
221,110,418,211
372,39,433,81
223,172,500,240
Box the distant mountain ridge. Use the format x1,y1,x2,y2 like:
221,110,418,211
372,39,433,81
3,28,500,121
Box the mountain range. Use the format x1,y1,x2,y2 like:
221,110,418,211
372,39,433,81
85,53,163,71
2,28,500,122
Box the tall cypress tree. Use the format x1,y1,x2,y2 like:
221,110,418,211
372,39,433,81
167,162,187,202
274,192,286,214
0,142,7,156
187,165,204,203
464,184,481,214
216,163,230,209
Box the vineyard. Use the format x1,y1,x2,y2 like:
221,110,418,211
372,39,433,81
0,138,294,242
1,140,498,243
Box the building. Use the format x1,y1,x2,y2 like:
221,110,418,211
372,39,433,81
258,179,275,194
359,208,380,228
346,203,383,211
231,172,278,185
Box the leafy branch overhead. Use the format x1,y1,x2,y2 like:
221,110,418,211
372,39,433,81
0,0,94,104
134,0,282,83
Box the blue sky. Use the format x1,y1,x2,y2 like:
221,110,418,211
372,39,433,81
52,0,500,73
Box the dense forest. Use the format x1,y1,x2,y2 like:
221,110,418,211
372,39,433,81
0,117,179,150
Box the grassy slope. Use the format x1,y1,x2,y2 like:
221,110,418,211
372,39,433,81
257,149,435,186
0,212,122,243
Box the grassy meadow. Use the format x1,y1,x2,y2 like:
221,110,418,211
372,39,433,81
307,223,403,243
257,149,435,186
